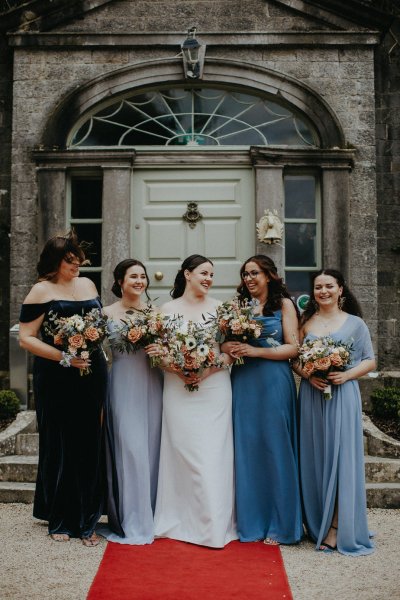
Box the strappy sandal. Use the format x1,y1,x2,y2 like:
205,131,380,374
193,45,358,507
82,533,100,547
50,533,70,542
318,525,337,553
264,537,280,546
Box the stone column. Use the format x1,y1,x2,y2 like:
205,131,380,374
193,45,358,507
253,164,285,274
102,166,132,305
37,167,67,252
321,167,351,279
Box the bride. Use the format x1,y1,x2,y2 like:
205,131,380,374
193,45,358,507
153,255,237,548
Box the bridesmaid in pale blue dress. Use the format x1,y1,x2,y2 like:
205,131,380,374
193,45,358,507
295,269,375,556
101,259,163,544
223,255,302,545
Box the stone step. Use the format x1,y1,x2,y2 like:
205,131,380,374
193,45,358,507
15,433,39,456
0,455,38,482
365,455,400,484
366,483,400,509
0,481,35,503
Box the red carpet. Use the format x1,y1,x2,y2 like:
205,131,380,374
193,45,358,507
87,539,293,600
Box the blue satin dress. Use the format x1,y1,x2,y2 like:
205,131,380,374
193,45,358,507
232,310,302,544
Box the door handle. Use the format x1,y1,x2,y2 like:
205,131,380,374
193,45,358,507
154,271,164,281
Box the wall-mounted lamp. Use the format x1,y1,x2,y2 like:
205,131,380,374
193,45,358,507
181,27,206,79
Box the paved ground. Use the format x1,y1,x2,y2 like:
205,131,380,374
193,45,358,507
1,505,399,599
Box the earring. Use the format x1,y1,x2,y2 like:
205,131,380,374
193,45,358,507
338,296,345,310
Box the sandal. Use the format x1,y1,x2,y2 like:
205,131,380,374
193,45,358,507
50,533,70,542
318,525,337,553
264,537,280,546
82,533,100,547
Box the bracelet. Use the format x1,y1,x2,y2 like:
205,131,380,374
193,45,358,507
59,351,73,368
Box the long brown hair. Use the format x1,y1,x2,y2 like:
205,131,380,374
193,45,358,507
237,254,298,317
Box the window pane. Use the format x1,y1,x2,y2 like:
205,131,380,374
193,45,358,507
72,223,102,267
69,87,319,148
284,176,315,219
285,271,313,307
285,223,317,267
71,178,102,219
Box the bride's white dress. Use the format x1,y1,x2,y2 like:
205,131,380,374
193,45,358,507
154,322,237,548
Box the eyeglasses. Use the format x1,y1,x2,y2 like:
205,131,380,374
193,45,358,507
242,270,262,280
63,255,81,266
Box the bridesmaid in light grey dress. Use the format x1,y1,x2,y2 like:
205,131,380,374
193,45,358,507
101,259,163,545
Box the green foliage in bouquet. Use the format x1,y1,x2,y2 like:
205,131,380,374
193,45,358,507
0,390,20,420
370,387,400,420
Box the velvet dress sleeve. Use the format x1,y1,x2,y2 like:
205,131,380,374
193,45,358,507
19,302,51,323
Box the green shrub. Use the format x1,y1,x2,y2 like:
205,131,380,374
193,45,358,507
371,387,400,420
0,390,20,420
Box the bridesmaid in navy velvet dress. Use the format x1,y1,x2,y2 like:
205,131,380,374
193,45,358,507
19,231,107,546
222,255,302,545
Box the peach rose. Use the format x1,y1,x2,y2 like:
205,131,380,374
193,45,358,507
314,357,331,371
127,328,143,343
330,354,343,367
84,326,100,341
184,355,198,370
68,334,85,348
303,362,315,377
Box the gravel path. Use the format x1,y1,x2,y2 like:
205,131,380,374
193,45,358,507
1,505,399,599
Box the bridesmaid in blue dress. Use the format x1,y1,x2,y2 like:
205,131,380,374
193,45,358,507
223,255,302,545
19,231,107,546
295,269,375,556
101,259,163,544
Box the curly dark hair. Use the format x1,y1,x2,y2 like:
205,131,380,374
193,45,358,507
170,254,213,299
111,259,150,301
300,268,362,325
237,255,298,317
37,230,88,281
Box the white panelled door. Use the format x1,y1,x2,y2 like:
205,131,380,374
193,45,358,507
131,168,254,303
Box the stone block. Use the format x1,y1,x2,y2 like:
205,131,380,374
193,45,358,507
0,481,35,503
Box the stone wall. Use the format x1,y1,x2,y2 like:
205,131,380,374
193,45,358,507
375,18,400,371
0,33,12,375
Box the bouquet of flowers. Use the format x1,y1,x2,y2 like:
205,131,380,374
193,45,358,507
111,306,171,367
44,308,108,375
298,336,353,399
164,319,224,392
213,297,263,364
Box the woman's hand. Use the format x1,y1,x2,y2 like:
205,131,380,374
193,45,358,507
230,342,260,359
70,356,91,370
327,370,350,385
220,341,238,356
144,343,164,358
308,374,329,391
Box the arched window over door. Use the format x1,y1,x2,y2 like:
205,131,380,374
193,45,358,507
68,86,319,148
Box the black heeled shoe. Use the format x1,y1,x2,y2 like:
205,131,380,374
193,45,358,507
318,525,337,553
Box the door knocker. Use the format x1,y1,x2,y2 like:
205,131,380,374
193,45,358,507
182,202,203,229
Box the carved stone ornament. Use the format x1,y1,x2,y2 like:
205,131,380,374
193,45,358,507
256,209,284,245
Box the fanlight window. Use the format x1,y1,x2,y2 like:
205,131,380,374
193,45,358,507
69,87,319,148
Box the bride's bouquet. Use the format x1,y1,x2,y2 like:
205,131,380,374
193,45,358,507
213,297,262,364
44,308,108,375
298,336,353,399
111,306,171,367
164,319,224,392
